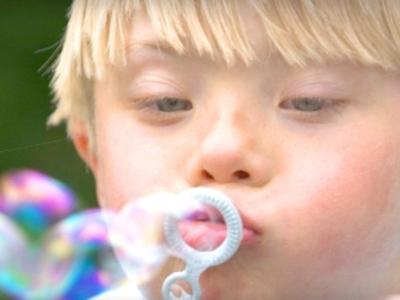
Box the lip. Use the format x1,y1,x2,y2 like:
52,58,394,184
174,188,263,250
183,194,262,234
178,218,259,250
207,189,264,236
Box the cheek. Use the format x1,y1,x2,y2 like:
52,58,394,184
277,129,400,279
94,114,188,210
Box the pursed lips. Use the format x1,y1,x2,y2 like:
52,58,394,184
177,201,261,250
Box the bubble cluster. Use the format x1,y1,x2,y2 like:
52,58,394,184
0,170,125,299
0,169,232,299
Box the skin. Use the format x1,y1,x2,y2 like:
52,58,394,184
72,6,400,300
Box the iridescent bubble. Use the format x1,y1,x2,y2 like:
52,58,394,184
0,170,127,299
0,169,76,239
109,193,174,286
0,213,26,263
108,192,215,288
0,212,30,298
0,209,125,300
0,218,61,299
42,209,125,300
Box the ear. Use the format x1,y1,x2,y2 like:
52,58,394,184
69,121,98,175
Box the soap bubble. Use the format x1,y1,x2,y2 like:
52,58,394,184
0,212,30,297
0,169,76,239
40,209,126,299
0,209,125,300
0,170,127,299
0,213,26,263
108,191,226,290
109,192,177,286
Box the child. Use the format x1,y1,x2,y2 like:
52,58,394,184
48,0,400,299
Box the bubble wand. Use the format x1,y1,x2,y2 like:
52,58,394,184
162,188,243,300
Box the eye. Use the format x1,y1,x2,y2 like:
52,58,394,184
155,97,193,112
279,97,337,112
130,96,194,126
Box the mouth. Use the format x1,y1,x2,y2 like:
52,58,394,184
178,205,258,251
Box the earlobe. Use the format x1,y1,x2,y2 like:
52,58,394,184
70,121,98,174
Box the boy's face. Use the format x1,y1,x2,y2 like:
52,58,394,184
75,6,400,300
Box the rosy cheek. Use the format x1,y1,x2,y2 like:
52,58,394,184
277,135,400,276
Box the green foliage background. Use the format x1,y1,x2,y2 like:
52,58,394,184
0,1,97,208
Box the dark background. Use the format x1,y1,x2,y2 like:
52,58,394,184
0,1,96,208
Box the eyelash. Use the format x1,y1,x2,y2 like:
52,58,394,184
136,96,340,110
131,95,345,125
279,97,345,113
134,96,193,112
131,96,193,125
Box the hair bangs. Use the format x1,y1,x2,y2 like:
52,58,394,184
142,0,256,66
139,0,400,69
251,0,400,69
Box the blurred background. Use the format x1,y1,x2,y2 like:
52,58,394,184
0,0,96,208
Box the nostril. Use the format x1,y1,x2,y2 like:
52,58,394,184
234,170,250,180
201,170,214,180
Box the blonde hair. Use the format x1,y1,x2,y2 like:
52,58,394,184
48,0,400,150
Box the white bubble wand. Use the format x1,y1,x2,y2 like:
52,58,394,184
162,187,243,300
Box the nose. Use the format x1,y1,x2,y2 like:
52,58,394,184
186,112,273,187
